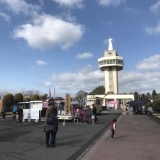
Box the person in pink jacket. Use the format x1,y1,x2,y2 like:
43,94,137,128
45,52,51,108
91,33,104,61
110,119,117,139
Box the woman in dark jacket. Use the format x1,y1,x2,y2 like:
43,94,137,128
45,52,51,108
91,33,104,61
92,104,99,123
45,105,57,148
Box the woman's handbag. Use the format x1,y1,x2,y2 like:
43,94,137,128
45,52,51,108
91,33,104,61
92,115,95,119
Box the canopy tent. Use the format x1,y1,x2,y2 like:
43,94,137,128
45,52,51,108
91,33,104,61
107,100,119,105
107,100,119,109
126,100,144,106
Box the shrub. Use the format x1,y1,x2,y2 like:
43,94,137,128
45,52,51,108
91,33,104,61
153,100,160,112
23,97,31,102
3,93,14,111
145,102,153,110
31,94,40,101
14,93,23,104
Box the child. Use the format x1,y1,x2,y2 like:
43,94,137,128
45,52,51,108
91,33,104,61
110,119,117,139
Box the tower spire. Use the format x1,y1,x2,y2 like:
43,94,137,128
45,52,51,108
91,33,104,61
108,38,113,50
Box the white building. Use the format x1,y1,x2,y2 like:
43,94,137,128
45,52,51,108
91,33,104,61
98,39,123,94
87,39,134,109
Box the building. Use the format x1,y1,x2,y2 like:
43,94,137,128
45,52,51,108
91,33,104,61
98,39,123,94
86,39,134,109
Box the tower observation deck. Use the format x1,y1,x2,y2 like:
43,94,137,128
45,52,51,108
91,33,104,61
98,39,123,94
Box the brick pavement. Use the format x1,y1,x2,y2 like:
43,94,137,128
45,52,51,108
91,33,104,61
80,115,160,160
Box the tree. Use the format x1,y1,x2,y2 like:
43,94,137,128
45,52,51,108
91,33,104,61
23,96,31,102
153,100,160,112
153,93,160,101
40,95,47,101
54,97,64,100
48,98,55,103
145,102,153,110
134,92,139,100
146,92,151,100
3,93,14,108
152,89,157,100
14,93,23,104
89,86,105,95
21,88,40,98
140,94,147,103
31,94,40,101
74,90,88,105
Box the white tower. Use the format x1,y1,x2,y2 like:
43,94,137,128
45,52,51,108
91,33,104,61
98,39,123,94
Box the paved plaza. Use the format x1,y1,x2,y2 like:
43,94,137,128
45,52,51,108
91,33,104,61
80,114,160,160
0,110,121,160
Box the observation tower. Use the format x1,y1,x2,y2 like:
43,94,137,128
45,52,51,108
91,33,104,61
98,39,123,94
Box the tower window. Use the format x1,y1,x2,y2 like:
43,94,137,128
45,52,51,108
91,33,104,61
108,52,112,55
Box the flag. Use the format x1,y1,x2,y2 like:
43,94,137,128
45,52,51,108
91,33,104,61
49,88,51,98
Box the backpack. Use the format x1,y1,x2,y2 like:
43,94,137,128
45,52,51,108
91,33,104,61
46,113,55,125
13,106,17,112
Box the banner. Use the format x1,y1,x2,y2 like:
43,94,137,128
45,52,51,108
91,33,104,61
30,101,43,110
23,109,39,119
65,94,71,114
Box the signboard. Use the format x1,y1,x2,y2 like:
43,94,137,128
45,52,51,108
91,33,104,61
23,109,39,119
65,94,71,114
30,101,43,110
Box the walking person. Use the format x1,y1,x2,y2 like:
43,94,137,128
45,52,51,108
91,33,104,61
110,119,117,139
92,104,99,123
45,104,57,148
1,106,6,120
12,104,18,123
86,106,92,124
18,106,23,123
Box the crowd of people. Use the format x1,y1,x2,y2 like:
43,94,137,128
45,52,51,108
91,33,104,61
73,104,99,124
1,104,23,123
1,102,101,148
44,103,100,148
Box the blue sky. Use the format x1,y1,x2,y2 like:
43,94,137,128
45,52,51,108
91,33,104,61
0,0,160,98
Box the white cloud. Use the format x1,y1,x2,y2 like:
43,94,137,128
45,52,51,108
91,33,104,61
76,52,93,59
52,0,84,8
51,55,160,94
0,0,41,15
96,0,126,7
39,0,44,6
13,14,85,50
0,12,10,22
36,60,46,65
119,71,160,93
125,8,141,14
136,55,160,71
30,65,39,71
150,1,160,13
44,81,52,87
52,69,104,92
78,64,93,74
145,23,160,35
